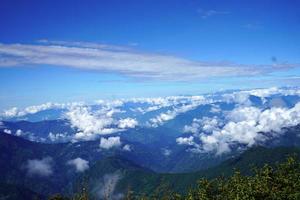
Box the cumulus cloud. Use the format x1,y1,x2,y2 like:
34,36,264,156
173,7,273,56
210,104,221,113
0,41,296,81
184,117,222,134
182,102,300,155
176,136,195,145
100,136,121,149
48,132,70,142
15,129,22,136
2,87,300,145
223,87,300,104
148,96,208,127
1,102,67,118
0,102,83,118
3,129,12,134
67,157,89,172
64,100,141,141
222,91,252,105
25,157,53,177
66,105,118,141
118,118,138,129
129,96,178,113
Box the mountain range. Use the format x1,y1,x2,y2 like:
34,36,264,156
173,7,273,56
1,87,300,199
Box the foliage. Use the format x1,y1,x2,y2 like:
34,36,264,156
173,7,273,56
49,155,300,200
126,156,300,200
49,187,88,200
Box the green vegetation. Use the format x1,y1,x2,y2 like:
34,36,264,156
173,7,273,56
49,155,300,200
182,156,300,200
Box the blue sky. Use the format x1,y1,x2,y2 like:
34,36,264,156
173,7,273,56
0,0,299,109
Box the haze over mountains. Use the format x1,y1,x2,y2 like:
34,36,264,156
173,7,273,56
2,87,300,151
1,87,300,199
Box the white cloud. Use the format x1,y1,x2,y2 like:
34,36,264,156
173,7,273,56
15,129,22,136
0,102,90,121
183,119,202,134
65,102,138,141
94,172,123,200
226,106,261,122
148,96,207,127
197,9,230,19
25,157,53,177
66,105,118,141
210,104,221,113
194,103,300,155
1,102,67,118
2,107,19,118
0,42,295,81
184,117,222,134
118,118,138,129
176,136,195,145
129,96,177,113
224,87,300,104
100,136,121,149
3,129,12,134
246,87,280,99
122,144,131,151
48,132,70,142
2,87,300,145
67,157,89,172
162,148,172,156
222,92,252,105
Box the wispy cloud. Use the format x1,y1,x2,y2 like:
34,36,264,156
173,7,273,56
93,172,123,200
197,9,230,19
0,41,297,81
243,23,263,30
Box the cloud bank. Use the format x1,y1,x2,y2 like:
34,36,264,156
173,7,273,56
2,87,300,147
181,98,300,155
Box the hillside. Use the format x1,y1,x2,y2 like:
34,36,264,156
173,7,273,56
72,146,300,198
1,131,300,199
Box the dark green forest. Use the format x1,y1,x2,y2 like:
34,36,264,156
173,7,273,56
50,155,300,200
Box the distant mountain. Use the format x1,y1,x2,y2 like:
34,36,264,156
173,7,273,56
1,121,300,174
1,131,299,199
0,132,107,196
1,119,75,143
72,146,300,199
2,88,300,199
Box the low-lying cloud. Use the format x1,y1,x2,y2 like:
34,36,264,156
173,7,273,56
181,101,300,155
93,172,123,200
25,157,53,177
100,136,121,149
66,105,117,141
67,157,89,172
